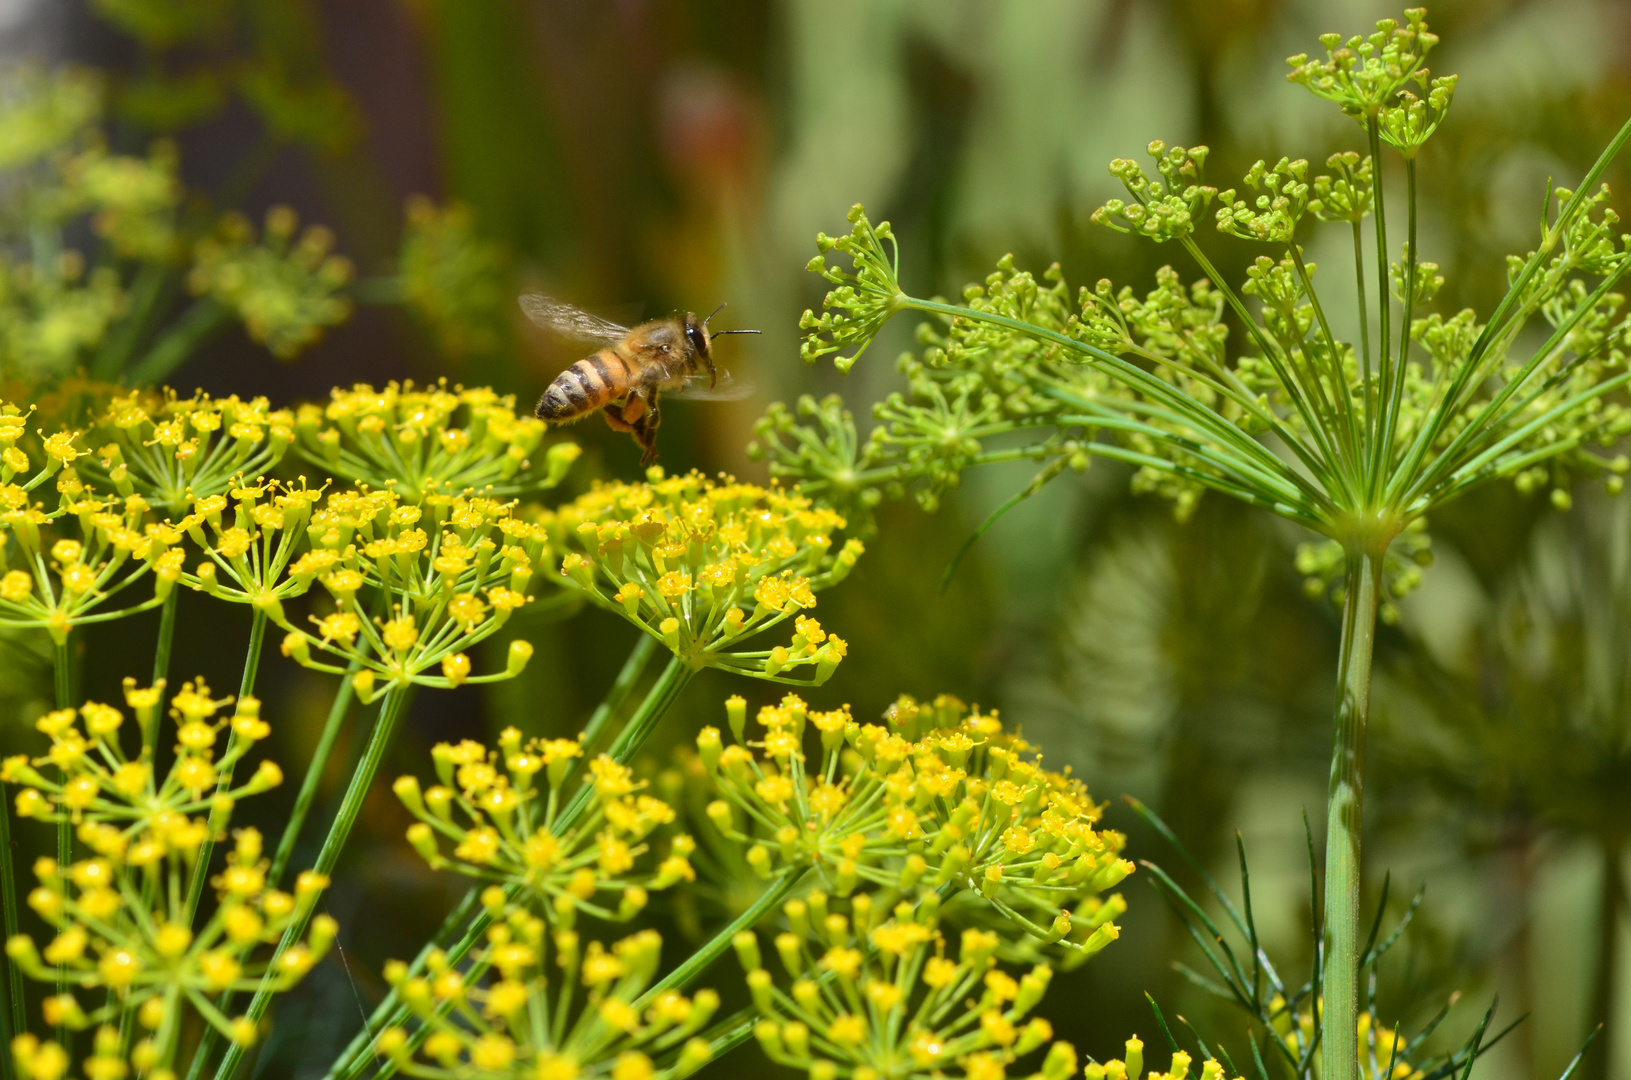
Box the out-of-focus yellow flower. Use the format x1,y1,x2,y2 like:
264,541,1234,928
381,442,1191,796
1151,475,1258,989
378,925,716,1080
737,894,1060,1080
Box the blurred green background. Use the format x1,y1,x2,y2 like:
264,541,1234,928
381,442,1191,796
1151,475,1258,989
6,0,1631,1076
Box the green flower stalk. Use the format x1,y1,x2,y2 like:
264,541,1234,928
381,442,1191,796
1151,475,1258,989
764,10,1631,1078
294,382,578,502
544,469,862,685
1,689,336,1076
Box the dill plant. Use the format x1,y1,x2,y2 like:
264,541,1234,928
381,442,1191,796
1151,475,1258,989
755,8,1631,1077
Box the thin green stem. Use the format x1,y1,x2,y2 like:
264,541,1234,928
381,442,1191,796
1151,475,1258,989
1353,220,1373,437
0,774,23,1070
634,867,805,1010
269,665,360,888
127,299,231,389
1368,118,1394,496
147,591,179,752
1322,548,1382,1080
212,687,410,1080
1383,156,1420,497
183,610,267,926
322,648,692,1080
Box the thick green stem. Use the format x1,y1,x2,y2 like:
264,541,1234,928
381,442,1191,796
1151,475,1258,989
0,774,23,1071
1322,549,1381,1080
183,610,266,925
1584,840,1624,1080
321,648,689,1080
211,688,411,1080
147,591,179,752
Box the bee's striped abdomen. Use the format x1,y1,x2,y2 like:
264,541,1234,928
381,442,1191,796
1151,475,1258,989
536,349,634,421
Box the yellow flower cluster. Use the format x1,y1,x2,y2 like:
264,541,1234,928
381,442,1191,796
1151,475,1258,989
546,469,862,683
697,693,1130,954
735,892,1079,1080
393,730,696,923
295,381,578,501
1084,1038,1244,1080
0,691,336,1069
275,486,543,699
87,389,294,515
377,910,717,1080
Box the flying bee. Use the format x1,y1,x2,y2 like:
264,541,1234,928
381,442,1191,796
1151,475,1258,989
521,294,757,464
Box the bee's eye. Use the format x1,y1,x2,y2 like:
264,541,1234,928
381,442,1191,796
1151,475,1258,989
685,323,708,354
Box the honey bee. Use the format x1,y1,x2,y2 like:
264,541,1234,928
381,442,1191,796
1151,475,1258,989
521,295,757,464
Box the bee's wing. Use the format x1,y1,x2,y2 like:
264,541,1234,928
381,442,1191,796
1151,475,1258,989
669,372,756,401
518,294,630,344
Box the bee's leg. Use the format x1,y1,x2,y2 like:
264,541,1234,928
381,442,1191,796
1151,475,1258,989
633,394,662,465
602,400,636,433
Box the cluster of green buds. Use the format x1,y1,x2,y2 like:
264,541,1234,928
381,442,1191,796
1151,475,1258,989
0,688,336,1068
377,917,719,1080
397,198,513,362
187,205,354,359
697,693,1130,956
0,409,179,642
734,891,1079,1080
392,731,696,924
86,390,294,516
545,469,862,684
294,381,578,501
1084,1038,1243,1080
0,250,127,380
275,487,543,699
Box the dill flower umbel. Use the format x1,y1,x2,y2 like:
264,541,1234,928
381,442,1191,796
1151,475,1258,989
393,730,696,924
1,690,336,1063
275,485,544,699
545,469,862,684
698,693,1130,954
0,410,177,642
735,891,1077,1080
295,381,579,501
377,919,719,1080
84,390,294,515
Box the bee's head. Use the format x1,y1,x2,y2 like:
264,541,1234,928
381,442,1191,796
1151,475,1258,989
695,302,758,354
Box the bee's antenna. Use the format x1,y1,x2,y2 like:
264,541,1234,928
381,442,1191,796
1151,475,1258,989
704,302,727,325
711,329,761,336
